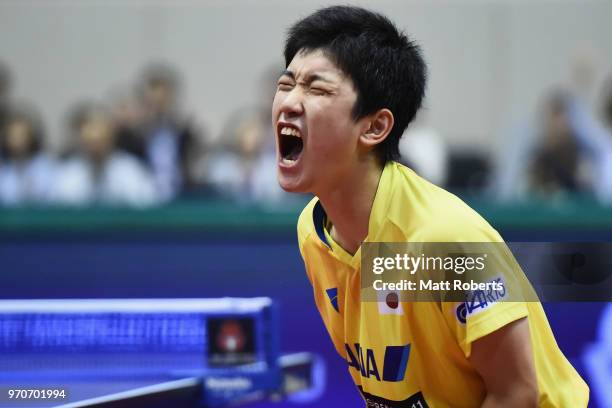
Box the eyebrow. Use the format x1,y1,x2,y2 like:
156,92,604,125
281,70,335,84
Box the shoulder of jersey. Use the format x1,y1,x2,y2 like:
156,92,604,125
389,163,504,243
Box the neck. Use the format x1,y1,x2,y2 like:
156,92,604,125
317,157,385,255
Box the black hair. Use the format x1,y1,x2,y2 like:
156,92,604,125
284,5,427,164
140,63,181,94
0,104,44,159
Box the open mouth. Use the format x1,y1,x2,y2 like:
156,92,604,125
278,125,304,163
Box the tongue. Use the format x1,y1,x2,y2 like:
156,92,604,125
285,138,303,161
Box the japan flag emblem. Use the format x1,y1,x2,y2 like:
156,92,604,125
378,290,404,315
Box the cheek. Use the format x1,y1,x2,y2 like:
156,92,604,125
271,93,283,118
307,106,357,153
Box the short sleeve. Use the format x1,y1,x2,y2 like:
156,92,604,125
422,205,533,358
442,300,528,358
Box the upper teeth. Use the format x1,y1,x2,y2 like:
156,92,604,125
280,126,301,137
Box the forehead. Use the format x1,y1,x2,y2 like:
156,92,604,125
285,49,347,83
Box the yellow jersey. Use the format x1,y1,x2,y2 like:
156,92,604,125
296,161,589,407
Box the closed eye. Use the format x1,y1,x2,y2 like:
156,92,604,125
277,81,294,91
310,88,329,96
278,78,295,91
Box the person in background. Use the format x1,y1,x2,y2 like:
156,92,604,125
528,90,587,199
108,85,146,158
52,102,158,207
567,77,612,204
206,67,288,204
0,61,12,136
118,64,204,201
207,109,284,203
488,117,536,201
603,79,612,130
0,104,55,205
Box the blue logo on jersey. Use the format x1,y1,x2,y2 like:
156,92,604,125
345,343,411,382
326,288,339,313
456,277,506,324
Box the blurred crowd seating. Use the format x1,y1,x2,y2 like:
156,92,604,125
1,58,612,208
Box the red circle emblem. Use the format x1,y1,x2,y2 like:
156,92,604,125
386,292,399,309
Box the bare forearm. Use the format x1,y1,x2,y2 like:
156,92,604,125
470,318,539,408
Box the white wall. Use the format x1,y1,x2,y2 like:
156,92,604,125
1,0,611,153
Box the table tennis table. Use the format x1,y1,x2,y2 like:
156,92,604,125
0,299,323,407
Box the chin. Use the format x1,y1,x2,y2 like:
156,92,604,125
277,174,308,194
278,181,305,194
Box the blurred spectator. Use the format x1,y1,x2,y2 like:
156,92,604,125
52,102,158,207
528,91,587,198
0,61,12,135
399,110,448,186
492,90,588,201
567,77,612,204
207,109,283,203
603,79,612,130
0,104,55,205
489,119,536,201
206,67,286,203
109,86,145,157
118,63,204,201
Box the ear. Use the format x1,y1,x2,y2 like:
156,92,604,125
359,108,394,149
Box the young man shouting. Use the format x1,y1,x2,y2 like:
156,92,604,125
272,5,588,407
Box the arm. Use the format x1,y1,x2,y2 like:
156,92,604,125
469,318,539,408
568,97,611,158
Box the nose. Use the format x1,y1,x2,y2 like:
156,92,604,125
277,87,304,118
